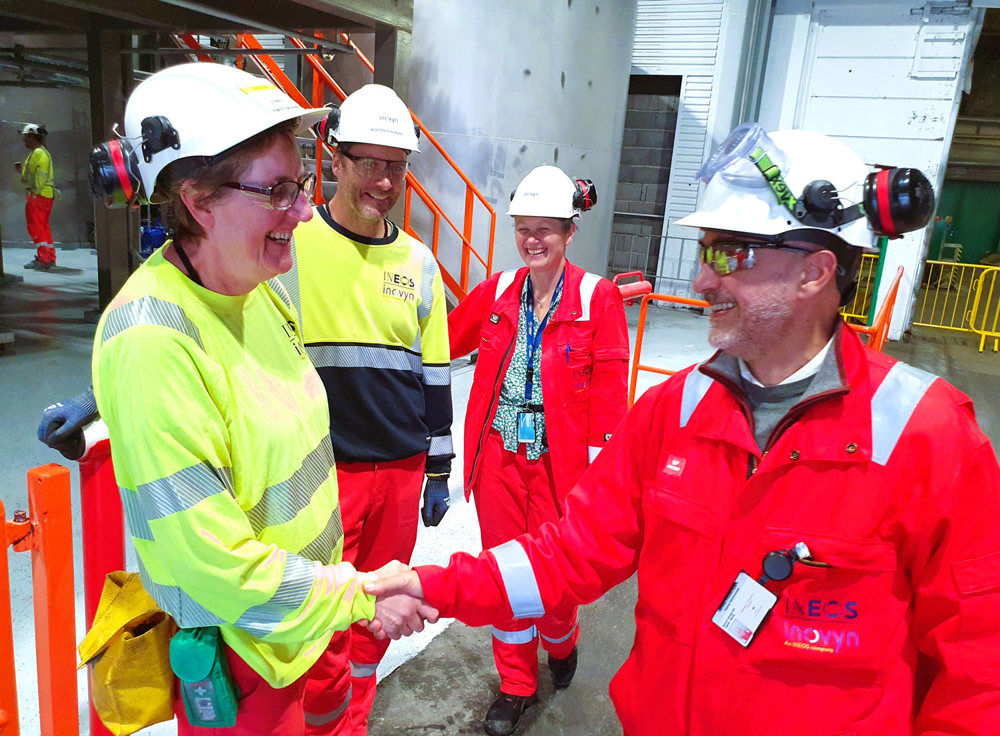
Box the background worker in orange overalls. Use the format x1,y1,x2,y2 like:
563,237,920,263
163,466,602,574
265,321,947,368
15,123,57,269
447,165,629,736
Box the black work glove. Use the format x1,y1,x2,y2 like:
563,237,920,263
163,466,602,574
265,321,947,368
37,386,99,461
421,475,451,527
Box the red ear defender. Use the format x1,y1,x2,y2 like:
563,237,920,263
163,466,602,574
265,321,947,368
88,138,142,209
573,178,597,212
862,167,935,238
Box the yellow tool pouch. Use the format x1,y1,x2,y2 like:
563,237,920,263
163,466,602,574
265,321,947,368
78,571,177,736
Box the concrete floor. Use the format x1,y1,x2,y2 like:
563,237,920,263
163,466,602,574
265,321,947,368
1,243,997,735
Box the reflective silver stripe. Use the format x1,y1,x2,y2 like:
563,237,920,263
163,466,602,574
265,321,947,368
138,462,234,521
491,625,537,645
120,487,153,541
304,686,351,727
422,364,452,386
495,270,518,300
298,505,343,564
306,343,423,374
138,571,226,628
281,239,304,329
418,249,437,322
246,436,336,534
429,434,454,456
870,362,937,466
491,540,545,619
266,277,293,312
350,661,378,678
540,622,578,644
680,367,714,428
576,272,600,322
101,295,203,348
234,555,319,636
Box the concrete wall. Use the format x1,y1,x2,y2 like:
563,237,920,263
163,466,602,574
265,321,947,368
0,33,93,250
407,0,638,286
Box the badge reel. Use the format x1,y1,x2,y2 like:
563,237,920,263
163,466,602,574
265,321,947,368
712,541,811,647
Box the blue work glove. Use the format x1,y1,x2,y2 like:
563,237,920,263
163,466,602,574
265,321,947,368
37,386,99,461
421,475,451,527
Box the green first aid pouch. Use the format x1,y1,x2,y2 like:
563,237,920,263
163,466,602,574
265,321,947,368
170,626,241,728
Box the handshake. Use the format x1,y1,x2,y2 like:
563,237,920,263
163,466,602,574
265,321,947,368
362,561,439,640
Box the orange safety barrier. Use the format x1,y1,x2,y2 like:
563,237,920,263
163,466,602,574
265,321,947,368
628,293,710,406
628,270,905,406
612,271,653,306
0,465,79,736
848,266,904,353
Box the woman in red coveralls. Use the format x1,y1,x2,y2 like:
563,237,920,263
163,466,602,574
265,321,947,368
447,165,629,736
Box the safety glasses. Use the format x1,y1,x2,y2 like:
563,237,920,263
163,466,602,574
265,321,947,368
698,239,816,276
221,172,317,211
339,150,410,180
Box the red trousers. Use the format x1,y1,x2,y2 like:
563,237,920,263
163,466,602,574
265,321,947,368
303,452,425,735
26,194,55,263
474,430,579,697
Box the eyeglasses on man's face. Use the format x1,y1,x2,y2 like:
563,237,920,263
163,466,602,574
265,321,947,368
221,172,317,211
338,150,409,180
698,238,816,276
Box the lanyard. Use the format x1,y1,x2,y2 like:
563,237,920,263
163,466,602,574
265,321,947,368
524,272,563,403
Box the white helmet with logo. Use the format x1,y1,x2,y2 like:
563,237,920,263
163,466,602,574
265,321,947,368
123,63,328,198
21,123,46,137
508,165,595,218
675,125,876,249
329,84,419,153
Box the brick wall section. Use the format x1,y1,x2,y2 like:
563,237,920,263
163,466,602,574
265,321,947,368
609,92,678,280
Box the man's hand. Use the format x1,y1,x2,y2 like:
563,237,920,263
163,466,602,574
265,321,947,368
364,562,435,640
37,386,99,461
421,475,450,527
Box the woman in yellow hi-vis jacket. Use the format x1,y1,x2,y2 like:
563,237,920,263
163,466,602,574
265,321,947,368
87,63,436,735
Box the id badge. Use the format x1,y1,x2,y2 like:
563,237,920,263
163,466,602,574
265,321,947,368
711,571,777,647
516,411,536,444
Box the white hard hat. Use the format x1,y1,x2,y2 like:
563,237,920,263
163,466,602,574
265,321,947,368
508,165,596,218
675,125,876,249
123,63,328,198
329,84,419,152
21,123,46,136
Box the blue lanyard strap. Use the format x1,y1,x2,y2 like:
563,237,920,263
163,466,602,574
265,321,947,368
524,271,564,403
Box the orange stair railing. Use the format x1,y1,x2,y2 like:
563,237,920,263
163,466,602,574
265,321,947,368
0,465,79,736
174,32,496,302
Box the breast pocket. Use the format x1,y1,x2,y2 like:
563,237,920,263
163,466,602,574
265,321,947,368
742,529,901,687
560,338,594,400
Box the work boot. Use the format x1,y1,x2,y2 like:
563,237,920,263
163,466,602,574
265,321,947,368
548,646,578,689
483,692,537,736
24,257,51,270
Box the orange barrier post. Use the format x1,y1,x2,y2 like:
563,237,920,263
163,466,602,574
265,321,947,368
1,500,29,735
629,293,709,406
1,465,80,736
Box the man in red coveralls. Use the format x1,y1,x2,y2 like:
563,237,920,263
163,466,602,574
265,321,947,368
365,124,1000,736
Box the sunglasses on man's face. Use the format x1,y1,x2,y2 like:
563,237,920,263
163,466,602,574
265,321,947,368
698,239,816,276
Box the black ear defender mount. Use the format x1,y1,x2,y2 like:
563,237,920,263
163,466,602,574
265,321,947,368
752,148,935,238
573,178,597,212
88,115,181,209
